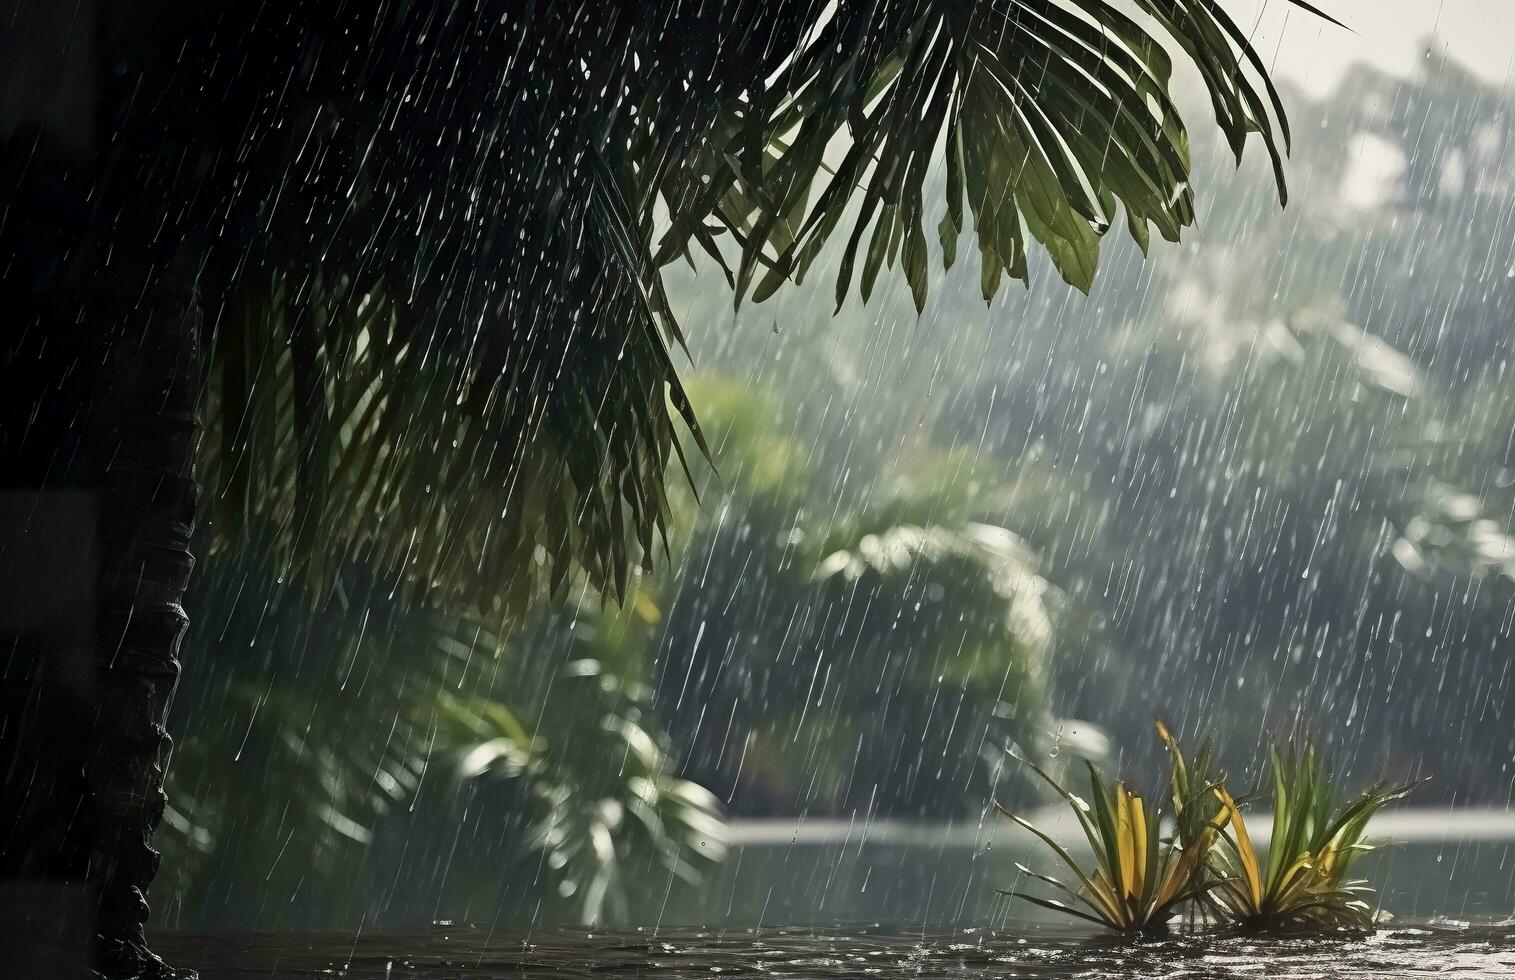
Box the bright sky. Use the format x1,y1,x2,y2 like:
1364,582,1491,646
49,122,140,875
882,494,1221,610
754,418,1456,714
1229,0,1515,96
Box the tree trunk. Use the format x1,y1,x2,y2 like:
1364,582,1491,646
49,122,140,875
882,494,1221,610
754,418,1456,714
86,274,202,977
0,249,202,980
0,248,202,980
1,3,202,975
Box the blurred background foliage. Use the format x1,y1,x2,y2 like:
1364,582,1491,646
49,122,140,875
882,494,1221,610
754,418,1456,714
159,53,1515,931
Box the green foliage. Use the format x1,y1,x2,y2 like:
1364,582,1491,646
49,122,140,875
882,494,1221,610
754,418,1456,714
159,561,502,923
198,0,1322,630
810,519,1053,712
1008,729,1422,934
649,382,1067,817
437,656,724,925
1208,744,1423,932
998,756,1222,934
158,558,719,929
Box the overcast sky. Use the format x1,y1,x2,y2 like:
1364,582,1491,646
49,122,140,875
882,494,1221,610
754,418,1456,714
1231,0,1515,95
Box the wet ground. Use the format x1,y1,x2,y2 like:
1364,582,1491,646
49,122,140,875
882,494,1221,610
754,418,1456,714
159,923,1515,978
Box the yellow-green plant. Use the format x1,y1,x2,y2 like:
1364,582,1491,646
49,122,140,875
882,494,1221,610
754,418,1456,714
1156,722,1226,853
998,758,1221,934
1208,744,1422,932
1156,721,1232,928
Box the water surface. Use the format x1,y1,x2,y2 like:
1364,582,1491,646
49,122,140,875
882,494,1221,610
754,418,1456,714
161,923,1515,978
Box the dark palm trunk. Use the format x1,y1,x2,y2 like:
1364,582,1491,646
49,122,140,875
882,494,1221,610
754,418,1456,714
0,300,199,980
1,4,202,976
0,185,202,977
0,248,201,980
85,276,201,976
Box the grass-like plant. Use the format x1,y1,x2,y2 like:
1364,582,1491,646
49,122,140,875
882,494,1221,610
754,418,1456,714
1156,722,1226,853
1007,726,1424,935
1206,744,1422,932
997,757,1221,934
1156,721,1230,928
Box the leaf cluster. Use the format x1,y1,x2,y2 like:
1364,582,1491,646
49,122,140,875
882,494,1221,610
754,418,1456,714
436,655,725,925
1003,724,1420,934
1201,743,1423,932
997,754,1222,933
667,0,1337,312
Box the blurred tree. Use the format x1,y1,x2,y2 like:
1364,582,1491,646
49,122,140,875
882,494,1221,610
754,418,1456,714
157,563,721,930
648,383,1079,819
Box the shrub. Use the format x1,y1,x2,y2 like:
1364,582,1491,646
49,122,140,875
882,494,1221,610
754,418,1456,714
997,756,1221,934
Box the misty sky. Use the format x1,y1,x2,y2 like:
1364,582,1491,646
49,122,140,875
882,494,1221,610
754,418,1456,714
1237,0,1514,94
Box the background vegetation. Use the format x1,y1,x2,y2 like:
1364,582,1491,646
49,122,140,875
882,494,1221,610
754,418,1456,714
156,53,1515,932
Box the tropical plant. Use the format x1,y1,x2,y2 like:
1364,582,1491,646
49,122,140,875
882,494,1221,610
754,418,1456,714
159,563,722,930
156,558,514,927
437,658,725,926
1206,744,1422,932
997,756,1222,934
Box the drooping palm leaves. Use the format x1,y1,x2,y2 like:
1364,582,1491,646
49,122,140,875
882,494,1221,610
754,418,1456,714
199,4,755,617
202,267,698,620
997,756,1222,933
660,0,1342,311
1208,744,1423,932
198,1,1337,619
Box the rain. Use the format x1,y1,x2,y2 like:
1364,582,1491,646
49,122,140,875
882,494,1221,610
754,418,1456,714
1,1,1513,978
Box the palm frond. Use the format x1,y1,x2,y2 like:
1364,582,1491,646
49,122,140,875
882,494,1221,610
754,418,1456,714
661,0,1338,310
203,240,698,621
200,6,763,618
